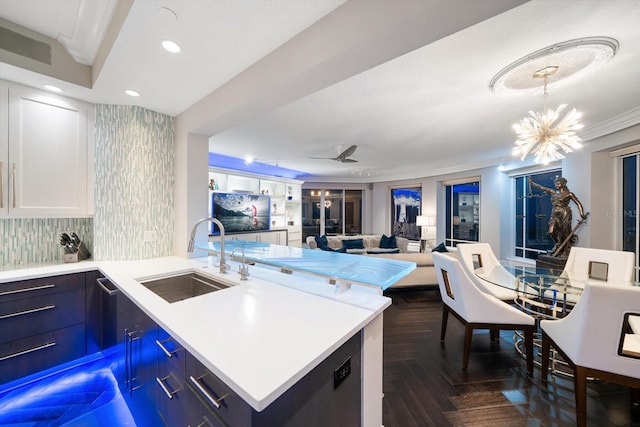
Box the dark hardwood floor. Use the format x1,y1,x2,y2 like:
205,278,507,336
381,288,640,427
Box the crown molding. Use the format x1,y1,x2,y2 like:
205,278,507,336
581,107,640,142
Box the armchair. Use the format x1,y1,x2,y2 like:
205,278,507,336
433,252,535,375
456,243,518,302
562,247,635,283
540,282,640,427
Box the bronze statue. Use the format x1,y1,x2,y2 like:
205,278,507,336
528,176,588,258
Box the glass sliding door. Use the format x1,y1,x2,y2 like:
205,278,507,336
324,190,343,235
301,188,363,242
344,190,362,235
302,189,321,242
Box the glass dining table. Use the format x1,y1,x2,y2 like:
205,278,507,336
475,263,586,320
475,262,639,376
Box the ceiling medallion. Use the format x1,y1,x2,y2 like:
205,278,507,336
512,66,583,164
489,37,618,93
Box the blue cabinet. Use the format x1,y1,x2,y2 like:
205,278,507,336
113,293,161,427
0,273,86,385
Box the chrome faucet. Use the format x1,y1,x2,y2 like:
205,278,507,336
187,217,230,274
231,247,250,281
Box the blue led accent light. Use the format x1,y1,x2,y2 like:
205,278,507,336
196,240,416,290
0,354,135,426
208,153,305,180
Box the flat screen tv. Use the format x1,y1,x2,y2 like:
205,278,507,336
211,192,271,234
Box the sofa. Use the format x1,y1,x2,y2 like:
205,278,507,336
306,234,409,254
306,235,451,289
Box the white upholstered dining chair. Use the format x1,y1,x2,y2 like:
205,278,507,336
433,252,535,375
456,243,518,302
561,247,635,283
540,282,640,427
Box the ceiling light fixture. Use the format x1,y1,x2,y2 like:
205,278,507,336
162,40,181,53
125,89,140,97
512,66,583,164
43,84,63,93
244,155,254,165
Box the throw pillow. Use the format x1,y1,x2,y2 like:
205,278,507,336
379,234,397,249
432,242,449,253
314,234,328,249
342,238,365,250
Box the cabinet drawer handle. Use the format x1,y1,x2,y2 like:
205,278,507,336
97,278,119,296
0,304,55,319
189,375,228,410
0,341,56,361
0,283,55,297
156,376,178,400
155,338,177,358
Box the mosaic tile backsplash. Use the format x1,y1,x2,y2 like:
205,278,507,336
94,105,174,260
1,218,93,269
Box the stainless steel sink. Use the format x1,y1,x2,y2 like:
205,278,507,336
139,272,230,303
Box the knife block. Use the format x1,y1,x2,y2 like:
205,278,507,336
63,242,91,263
63,252,80,263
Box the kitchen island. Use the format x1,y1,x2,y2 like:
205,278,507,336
0,245,408,426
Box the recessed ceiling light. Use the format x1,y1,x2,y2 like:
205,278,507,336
125,89,140,97
44,84,63,93
244,155,254,165
162,40,181,53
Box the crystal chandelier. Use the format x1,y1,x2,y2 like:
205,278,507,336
512,66,583,164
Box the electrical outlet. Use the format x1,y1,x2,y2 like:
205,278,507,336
143,230,157,243
333,357,351,389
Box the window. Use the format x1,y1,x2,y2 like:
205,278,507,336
301,189,362,241
514,170,560,260
445,181,479,247
391,187,421,240
622,155,639,279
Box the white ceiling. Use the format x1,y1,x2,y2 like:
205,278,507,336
1,0,639,183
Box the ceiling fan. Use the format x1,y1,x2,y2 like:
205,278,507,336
309,145,359,163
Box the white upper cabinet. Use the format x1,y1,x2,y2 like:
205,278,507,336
0,83,94,217
0,85,7,215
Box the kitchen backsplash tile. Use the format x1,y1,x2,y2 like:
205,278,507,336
94,105,174,260
0,218,93,268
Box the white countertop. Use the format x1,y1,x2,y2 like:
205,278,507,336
0,256,391,411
